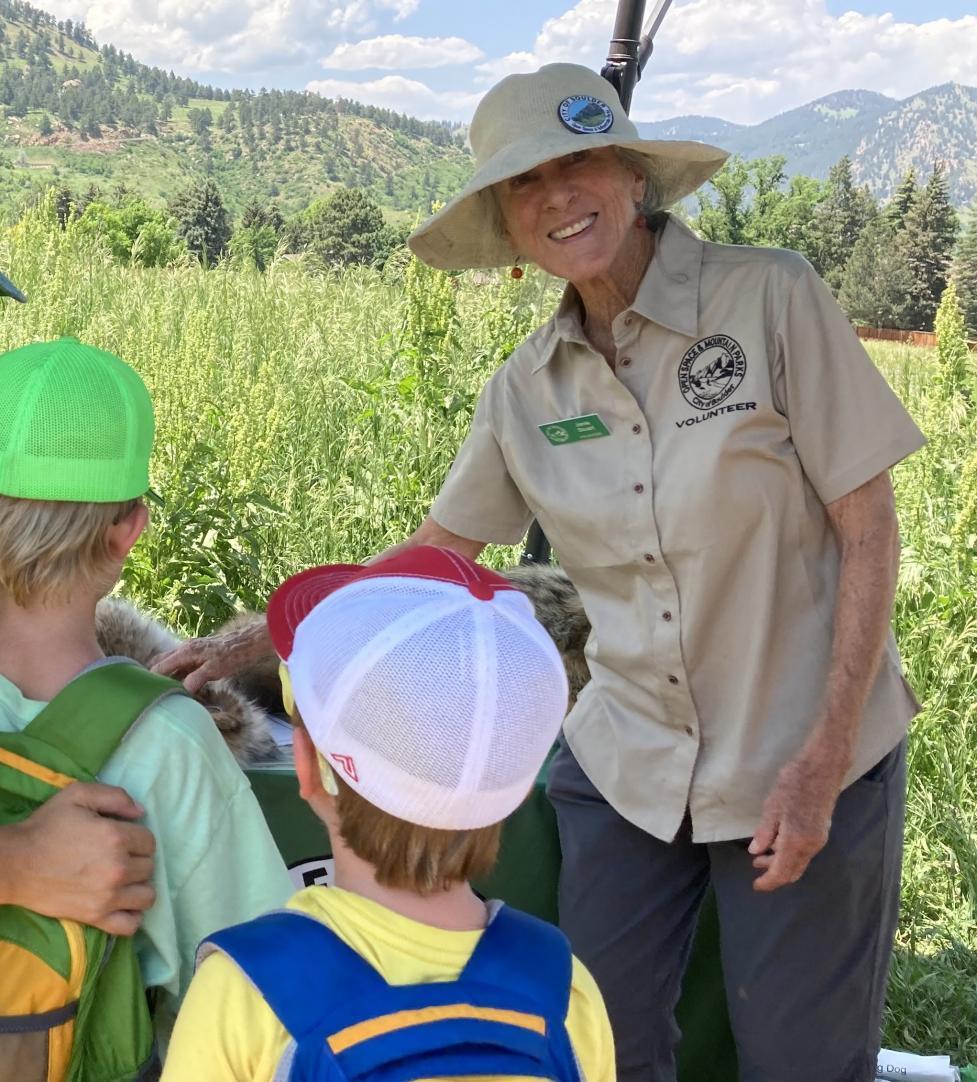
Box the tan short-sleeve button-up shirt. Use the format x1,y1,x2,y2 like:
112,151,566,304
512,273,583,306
431,215,924,843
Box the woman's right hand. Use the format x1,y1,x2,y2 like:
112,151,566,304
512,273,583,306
152,620,273,693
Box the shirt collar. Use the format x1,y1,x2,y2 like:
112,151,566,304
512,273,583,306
630,214,703,338
531,213,704,374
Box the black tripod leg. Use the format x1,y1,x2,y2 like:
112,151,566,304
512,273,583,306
520,520,552,565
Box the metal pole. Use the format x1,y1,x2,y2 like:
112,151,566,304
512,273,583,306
600,0,648,113
638,0,675,73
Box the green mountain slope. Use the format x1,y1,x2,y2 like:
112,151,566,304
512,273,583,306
639,86,977,206
852,83,977,209
0,0,473,219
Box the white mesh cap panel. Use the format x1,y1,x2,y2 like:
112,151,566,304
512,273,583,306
288,575,569,830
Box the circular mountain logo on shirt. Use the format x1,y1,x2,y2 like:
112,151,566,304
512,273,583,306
678,335,747,410
558,95,614,134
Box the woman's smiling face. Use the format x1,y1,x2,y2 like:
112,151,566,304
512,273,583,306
496,147,646,286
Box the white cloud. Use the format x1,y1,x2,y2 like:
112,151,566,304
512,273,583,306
31,0,977,126
305,74,481,119
474,51,537,85
501,0,977,124
36,0,418,73
376,0,418,18
322,34,484,70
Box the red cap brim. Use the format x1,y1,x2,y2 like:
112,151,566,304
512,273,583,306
267,564,362,660
267,546,517,660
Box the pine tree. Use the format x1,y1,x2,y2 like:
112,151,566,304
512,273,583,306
809,156,878,292
886,168,918,230
902,162,960,330
953,201,977,337
838,217,915,329
240,198,283,234
168,178,231,266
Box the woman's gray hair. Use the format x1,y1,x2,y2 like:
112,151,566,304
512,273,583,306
615,147,667,226
483,186,510,249
485,145,669,251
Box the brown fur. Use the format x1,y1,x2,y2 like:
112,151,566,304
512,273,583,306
93,564,593,766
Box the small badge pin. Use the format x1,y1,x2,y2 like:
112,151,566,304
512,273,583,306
558,95,614,135
539,413,611,446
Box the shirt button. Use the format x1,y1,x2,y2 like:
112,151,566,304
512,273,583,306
643,553,656,563
668,674,679,686
632,423,641,434
684,725,695,737
633,483,644,494
624,316,633,327
620,357,632,367
662,611,672,621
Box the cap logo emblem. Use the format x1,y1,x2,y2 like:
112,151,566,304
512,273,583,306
330,753,359,782
558,95,614,135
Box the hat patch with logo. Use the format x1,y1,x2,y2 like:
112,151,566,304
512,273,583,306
558,95,614,134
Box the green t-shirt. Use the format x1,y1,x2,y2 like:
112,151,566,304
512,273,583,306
0,670,294,1040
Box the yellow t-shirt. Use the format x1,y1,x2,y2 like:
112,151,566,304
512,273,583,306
162,886,615,1082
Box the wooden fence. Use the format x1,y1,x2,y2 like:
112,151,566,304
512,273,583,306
855,326,977,350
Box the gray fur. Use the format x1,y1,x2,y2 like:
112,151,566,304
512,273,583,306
93,564,592,767
94,597,280,766
502,564,591,706
212,563,593,713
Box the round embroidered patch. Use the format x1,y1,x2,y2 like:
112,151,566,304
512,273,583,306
558,95,614,134
678,335,747,410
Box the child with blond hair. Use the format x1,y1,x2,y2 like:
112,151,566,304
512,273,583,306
163,545,615,1082
0,338,292,1062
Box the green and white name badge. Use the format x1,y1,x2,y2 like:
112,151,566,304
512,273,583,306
538,413,611,446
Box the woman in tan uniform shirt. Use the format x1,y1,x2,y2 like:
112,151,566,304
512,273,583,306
161,63,924,1082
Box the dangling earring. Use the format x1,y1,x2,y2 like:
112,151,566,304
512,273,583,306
510,257,524,279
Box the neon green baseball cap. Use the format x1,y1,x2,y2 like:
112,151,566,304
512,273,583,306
0,338,154,502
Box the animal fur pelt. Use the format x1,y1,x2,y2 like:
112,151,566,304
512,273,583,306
500,564,591,705
94,564,592,767
94,597,281,767
211,564,592,716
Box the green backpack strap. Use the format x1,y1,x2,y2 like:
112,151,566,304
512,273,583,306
24,661,186,779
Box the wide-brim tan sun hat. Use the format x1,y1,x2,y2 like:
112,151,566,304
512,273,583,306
408,62,730,272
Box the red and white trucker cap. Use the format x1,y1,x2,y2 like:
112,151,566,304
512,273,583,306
267,546,569,830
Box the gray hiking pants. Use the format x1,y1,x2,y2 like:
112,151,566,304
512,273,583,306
547,738,906,1082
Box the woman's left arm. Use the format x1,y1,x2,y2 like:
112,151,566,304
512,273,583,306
750,469,900,892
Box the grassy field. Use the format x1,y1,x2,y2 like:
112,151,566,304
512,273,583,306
2,199,976,1063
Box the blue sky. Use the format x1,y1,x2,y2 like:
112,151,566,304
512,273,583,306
826,0,972,16
40,0,977,125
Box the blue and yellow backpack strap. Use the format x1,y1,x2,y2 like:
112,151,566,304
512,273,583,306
202,903,582,1082
0,660,187,1082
